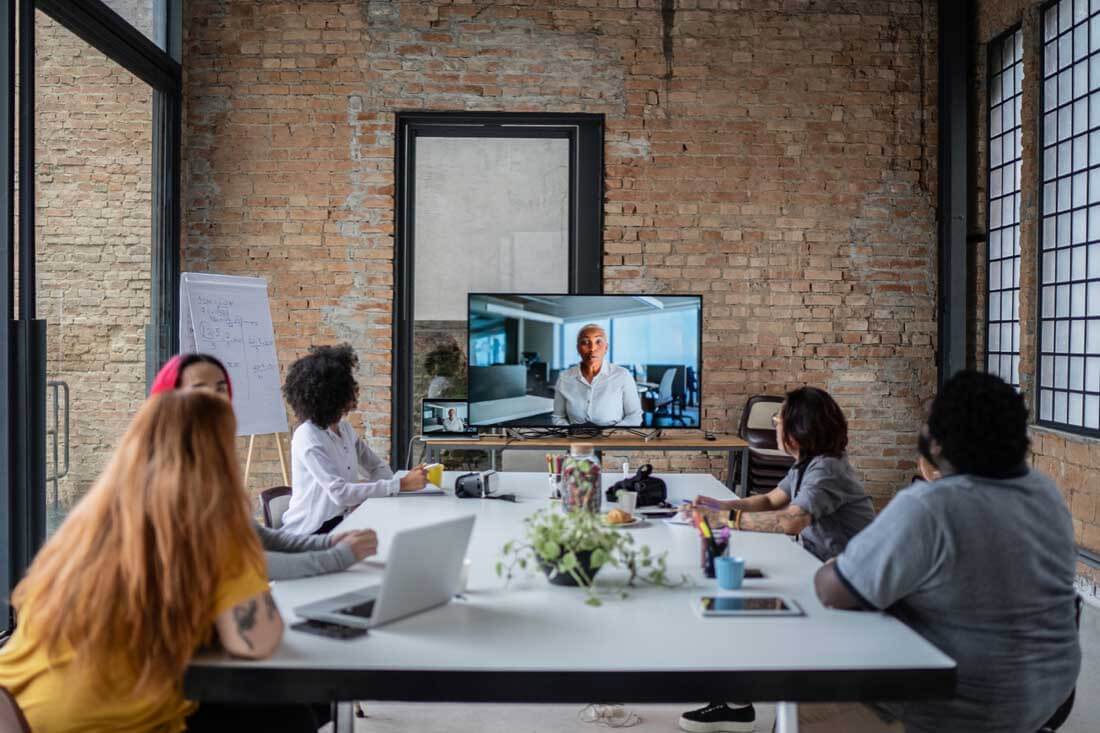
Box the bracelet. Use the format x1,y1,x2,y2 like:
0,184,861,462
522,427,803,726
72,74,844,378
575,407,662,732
735,509,742,531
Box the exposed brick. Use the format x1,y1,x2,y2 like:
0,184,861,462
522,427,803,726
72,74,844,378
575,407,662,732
182,0,940,501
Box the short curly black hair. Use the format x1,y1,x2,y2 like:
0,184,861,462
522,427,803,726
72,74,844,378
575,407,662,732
927,370,1029,477
283,343,360,427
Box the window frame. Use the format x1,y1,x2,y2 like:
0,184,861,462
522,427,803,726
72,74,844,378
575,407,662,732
1037,0,1100,437
985,25,1024,389
392,112,604,467
1,0,181,633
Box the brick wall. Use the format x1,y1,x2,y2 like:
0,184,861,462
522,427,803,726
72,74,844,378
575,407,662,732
972,0,1100,566
36,10,153,515
183,0,939,502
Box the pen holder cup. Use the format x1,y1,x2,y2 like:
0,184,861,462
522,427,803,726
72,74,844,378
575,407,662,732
701,538,728,578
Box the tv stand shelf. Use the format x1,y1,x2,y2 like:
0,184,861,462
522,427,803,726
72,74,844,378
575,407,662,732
422,434,751,497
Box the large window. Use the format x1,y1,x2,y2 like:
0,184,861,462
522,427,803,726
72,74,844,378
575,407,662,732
2,0,181,634
987,28,1023,387
1040,0,1100,432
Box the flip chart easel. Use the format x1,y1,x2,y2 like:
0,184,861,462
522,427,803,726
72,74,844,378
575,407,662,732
180,272,291,489
244,433,289,487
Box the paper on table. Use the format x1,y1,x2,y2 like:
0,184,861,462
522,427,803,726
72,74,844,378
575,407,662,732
399,487,446,496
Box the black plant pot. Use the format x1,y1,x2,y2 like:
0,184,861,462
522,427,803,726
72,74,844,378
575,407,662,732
539,549,601,587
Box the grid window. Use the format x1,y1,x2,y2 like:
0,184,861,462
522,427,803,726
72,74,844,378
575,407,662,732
987,28,1023,388
1041,0,1100,432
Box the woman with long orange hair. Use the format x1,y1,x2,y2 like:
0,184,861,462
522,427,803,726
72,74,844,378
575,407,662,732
0,390,313,732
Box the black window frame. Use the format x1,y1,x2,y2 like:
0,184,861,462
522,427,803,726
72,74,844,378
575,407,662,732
1,0,182,633
985,26,1024,389
392,112,604,467
1037,0,1100,437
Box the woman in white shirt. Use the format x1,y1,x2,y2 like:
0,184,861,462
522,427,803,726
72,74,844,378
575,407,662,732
280,344,428,535
552,324,642,427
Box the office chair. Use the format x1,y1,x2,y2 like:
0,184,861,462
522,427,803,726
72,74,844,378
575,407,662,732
260,486,292,529
0,687,30,733
735,395,794,494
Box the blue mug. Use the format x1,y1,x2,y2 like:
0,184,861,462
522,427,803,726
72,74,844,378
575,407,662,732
715,556,745,590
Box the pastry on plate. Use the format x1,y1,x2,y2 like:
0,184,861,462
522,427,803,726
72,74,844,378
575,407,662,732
605,508,633,524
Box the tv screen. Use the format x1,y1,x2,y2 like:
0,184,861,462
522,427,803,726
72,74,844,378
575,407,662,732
467,294,702,428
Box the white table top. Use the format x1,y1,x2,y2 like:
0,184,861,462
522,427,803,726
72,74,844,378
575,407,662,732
187,472,954,704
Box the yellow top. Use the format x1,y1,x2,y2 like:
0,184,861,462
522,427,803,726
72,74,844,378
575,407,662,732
0,559,269,733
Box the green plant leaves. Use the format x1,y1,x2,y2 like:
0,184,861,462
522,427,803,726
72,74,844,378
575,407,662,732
497,508,679,606
559,551,578,572
537,539,561,560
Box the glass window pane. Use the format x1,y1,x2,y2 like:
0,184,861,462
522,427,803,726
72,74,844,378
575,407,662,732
1087,357,1100,391
98,1,159,51
1085,395,1099,429
36,10,154,533
1069,393,1084,426
1057,356,1071,387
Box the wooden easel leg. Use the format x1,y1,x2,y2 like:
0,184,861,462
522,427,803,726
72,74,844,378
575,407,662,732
244,434,255,487
275,432,289,485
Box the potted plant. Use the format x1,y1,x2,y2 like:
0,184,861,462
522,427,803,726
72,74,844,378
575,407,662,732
496,509,682,606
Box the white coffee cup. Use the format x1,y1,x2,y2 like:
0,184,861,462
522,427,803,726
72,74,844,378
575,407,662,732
618,490,638,514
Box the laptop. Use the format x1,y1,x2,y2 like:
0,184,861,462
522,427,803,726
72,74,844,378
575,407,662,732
422,399,479,441
294,515,476,629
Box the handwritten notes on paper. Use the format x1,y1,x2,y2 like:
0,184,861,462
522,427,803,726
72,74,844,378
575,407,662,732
180,273,289,436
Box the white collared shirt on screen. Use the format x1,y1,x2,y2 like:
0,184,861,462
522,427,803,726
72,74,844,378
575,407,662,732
552,362,643,426
442,415,466,432
281,419,400,534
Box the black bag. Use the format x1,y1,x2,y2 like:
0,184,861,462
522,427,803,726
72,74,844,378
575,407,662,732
605,464,667,507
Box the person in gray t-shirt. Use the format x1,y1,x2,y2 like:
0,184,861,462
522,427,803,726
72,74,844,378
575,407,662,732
815,371,1080,733
682,387,875,733
693,387,874,560
775,453,875,560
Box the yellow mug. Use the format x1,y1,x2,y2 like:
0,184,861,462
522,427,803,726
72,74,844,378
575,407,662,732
426,463,444,488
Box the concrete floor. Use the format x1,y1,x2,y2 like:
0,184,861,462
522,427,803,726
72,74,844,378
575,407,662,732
1063,596,1100,733
337,598,1099,733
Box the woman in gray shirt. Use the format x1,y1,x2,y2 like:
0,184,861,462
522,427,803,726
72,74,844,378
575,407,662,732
682,387,875,733
694,386,875,560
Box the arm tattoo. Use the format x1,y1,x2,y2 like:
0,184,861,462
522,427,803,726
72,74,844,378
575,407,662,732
263,591,278,621
233,599,258,650
738,510,788,534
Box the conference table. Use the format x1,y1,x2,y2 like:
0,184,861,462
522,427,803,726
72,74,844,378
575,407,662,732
185,472,955,733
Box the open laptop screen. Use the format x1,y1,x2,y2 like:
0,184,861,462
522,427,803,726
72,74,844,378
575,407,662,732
422,399,477,438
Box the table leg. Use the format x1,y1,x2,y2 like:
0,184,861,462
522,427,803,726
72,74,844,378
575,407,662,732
775,702,799,733
332,701,355,733
739,446,750,498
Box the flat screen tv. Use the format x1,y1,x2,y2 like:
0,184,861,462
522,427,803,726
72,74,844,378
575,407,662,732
467,294,702,429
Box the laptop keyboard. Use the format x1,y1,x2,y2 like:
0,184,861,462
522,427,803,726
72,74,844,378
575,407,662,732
337,599,376,619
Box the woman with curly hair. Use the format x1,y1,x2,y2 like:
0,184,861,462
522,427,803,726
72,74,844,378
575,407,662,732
149,353,379,580
280,344,428,535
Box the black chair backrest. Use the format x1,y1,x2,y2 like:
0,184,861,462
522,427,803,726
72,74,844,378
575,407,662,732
0,686,31,733
260,486,292,529
737,395,785,450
